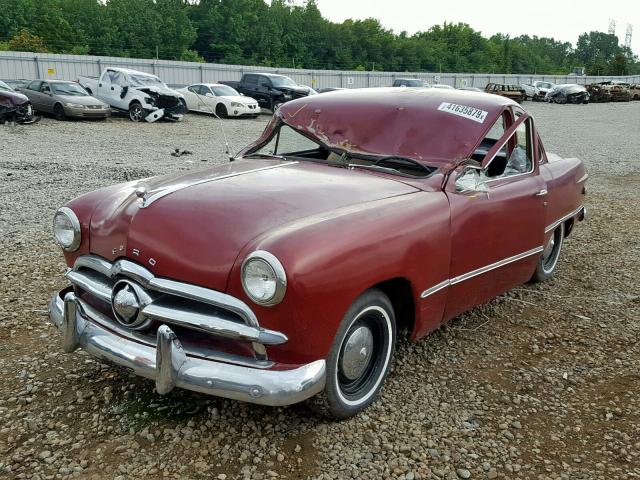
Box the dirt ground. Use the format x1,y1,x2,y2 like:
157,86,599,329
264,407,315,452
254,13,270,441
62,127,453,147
0,101,639,480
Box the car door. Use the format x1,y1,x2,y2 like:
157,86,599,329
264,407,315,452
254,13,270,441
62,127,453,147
184,85,202,111
255,75,273,108
23,81,43,110
39,82,54,113
200,85,218,112
443,110,546,321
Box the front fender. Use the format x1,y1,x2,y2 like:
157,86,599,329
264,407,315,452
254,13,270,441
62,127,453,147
226,191,452,365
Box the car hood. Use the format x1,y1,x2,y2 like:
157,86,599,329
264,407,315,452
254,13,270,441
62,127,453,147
220,95,258,105
57,95,106,106
278,85,310,96
87,158,419,291
135,85,182,97
0,89,29,107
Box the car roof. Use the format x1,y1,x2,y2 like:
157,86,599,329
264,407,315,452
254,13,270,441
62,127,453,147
104,67,158,77
278,87,516,164
247,72,289,78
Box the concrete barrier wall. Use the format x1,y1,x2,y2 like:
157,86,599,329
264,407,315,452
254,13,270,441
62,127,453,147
1,51,638,89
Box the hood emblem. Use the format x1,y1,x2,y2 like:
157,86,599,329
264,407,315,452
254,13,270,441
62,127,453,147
134,185,148,200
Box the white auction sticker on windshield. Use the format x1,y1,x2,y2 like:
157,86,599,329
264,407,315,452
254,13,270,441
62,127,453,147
437,102,488,123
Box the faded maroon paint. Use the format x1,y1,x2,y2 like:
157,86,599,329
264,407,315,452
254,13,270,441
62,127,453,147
60,89,587,367
243,88,518,165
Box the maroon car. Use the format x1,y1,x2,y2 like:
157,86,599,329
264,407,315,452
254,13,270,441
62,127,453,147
0,80,36,124
48,88,587,418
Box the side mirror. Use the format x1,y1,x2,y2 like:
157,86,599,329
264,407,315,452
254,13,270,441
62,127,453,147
205,92,214,98
455,165,490,195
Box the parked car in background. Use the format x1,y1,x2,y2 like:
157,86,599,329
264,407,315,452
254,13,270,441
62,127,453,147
221,73,312,111
597,81,631,102
19,80,110,120
79,67,186,122
545,84,590,104
392,78,430,87
532,81,555,101
176,83,259,118
457,86,482,92
630,84,640,100
0,80,36,124
48,88,586,419
1,78,31,91
586,83,611,103
520,83,539,100
484,83,525,103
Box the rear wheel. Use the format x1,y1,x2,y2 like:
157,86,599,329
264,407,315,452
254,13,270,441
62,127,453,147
531,223,564,282
309,289,396,419
53,104,66,121
129,102,145,122
272,100,284,112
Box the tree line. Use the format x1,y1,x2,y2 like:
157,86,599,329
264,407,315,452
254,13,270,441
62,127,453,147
0,0,637,76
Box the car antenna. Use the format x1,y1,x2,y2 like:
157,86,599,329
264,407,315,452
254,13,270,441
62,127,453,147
192,88,235,162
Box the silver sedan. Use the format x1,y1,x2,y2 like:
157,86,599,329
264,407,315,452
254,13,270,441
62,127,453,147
19,80,110,120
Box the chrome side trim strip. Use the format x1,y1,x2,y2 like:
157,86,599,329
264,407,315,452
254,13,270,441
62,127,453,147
65,269,112,303
419,246,544,299
576,173,589,184
420,279,451,299
545,205,584,234
140,162,298,208
450,246,543,285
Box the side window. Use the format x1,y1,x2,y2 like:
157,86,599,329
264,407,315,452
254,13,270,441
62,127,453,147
110,71,127,87
537,134,547,163
187,85,199,94
27,81,42,91
202,86,214,96
259,76,271,88
485,118,533,179
40,82,51,93
244,75,257,85
104,70,116,84
471,113,505,161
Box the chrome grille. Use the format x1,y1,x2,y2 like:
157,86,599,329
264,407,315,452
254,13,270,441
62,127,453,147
65,255,287,361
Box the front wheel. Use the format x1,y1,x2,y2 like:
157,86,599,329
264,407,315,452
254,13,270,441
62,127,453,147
215,103,228,119
272,100,284,112
531,223,564,282
309,289,396,419
53,104,66,121
129,102,145,122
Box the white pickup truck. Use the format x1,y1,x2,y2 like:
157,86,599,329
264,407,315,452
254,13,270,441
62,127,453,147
78,67,186,122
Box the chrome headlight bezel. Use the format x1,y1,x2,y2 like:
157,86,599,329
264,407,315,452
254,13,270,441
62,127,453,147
241,250,287,306
53,207,81,252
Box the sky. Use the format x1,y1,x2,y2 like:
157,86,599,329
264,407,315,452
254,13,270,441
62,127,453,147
314,0,640,56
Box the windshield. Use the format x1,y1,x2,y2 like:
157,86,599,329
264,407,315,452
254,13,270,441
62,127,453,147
212,85,239,96
51,83,88,96
0,81,11,91
129,74,164,87
250,124,433,178
270,76,297,88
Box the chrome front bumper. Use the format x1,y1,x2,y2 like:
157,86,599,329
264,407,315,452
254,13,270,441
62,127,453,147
48,291,326,406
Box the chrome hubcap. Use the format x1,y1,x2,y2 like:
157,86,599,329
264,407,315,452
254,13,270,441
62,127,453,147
112,283,140,323
341,326,374,380
543,236,555,261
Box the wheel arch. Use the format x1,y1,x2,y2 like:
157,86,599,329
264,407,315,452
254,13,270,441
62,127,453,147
370,277,416,339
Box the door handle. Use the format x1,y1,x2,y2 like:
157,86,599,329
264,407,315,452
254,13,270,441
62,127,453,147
535,189,548,197
111,87,114,91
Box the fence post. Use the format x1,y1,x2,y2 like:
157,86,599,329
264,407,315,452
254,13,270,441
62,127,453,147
152,61,156,76
34,56,40,78
340,72,344,88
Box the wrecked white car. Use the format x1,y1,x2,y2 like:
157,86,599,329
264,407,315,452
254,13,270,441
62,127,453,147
79,68,186,122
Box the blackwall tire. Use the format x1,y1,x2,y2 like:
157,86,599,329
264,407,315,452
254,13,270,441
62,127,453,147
53,104,66,121
309,289,396,420
530,223,564,283
129,102,145,122
215,103,228,119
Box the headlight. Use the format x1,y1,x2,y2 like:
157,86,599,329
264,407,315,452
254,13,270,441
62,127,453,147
231,102,242,107
65,103,85,108
53,207,81,251
241,251,287,306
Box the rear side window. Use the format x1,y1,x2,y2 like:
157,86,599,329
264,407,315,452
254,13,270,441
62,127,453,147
27,80,42,91
244,75,257,85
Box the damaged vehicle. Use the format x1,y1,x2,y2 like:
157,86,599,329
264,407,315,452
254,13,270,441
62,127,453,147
0,80,37,124
484,83,525,103
586,83,611,103
48,88,587,419
597,81,631,102
545,84,590,104
79,68,186,122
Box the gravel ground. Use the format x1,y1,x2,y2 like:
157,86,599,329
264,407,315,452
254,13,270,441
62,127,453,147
0,102,639,480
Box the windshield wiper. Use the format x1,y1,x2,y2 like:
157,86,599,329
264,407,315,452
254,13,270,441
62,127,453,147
373,156,433,174
243,153,286,160
347,163,410,176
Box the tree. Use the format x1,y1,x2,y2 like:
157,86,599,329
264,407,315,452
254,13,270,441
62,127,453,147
8,29,48,52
